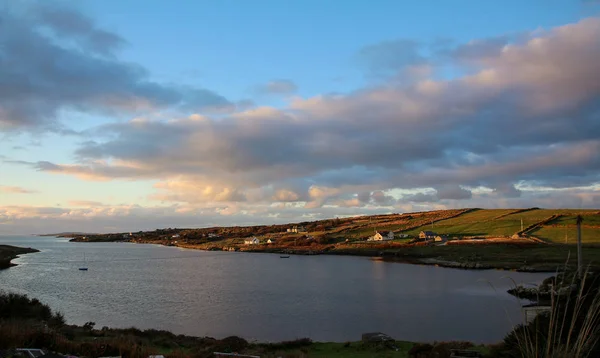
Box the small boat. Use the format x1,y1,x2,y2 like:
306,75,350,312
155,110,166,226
280,255,290,259
79,252,88,271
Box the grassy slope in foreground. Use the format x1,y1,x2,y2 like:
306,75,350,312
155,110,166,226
0,245,39,269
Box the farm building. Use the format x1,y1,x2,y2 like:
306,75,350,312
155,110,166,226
419,231,437,240
244,237,260,245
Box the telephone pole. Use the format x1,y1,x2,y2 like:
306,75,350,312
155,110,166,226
521,218,523,232
577,215,583,279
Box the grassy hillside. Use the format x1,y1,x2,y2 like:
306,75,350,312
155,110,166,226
399,208,600,243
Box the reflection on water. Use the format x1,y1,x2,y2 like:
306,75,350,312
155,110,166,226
0,235,550,343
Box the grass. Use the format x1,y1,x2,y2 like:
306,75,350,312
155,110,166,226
505,269,600,357
305,341,413,357
372,244,600,271
401,209,600,239
530,226,600,244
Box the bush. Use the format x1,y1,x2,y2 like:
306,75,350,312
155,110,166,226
502,270,600,358
0,292,65,327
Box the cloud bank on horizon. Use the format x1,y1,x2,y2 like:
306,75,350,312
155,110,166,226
1,1,599,234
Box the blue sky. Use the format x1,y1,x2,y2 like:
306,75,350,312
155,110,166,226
1,0,599,234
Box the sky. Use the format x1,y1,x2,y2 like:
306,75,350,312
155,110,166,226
1,0,600,234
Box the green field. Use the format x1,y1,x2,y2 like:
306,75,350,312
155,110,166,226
401,209,519,237
401,209,600,239
531,226,600,243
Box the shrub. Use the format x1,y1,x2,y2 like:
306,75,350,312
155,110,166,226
503,269,600,358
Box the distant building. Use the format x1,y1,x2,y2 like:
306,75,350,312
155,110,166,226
419,231,437,240
434,235,448,243
244,237,260,245
287,225,307,233
368,231,394,241
267,238,277,244
208,233,219,238
398,234,409,238
171,234,180,239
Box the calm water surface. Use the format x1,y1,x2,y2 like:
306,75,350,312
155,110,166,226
0,235,550,343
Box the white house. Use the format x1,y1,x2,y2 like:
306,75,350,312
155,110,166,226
244,237,260,245
368,231,394,241
208,233,219,238
171,234,180,239
267,238,277,244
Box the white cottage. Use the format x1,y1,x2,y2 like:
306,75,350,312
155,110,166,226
267,238,277,244
244,237,260,245
368,231,394,241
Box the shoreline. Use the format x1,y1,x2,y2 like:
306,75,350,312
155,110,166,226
0,245,39,269
70,237,564,272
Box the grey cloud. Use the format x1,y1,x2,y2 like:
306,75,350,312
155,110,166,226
493,184,522,198
255,79,298,95
436,186,472,200
21,17,600,208
371,191,396,205
0,3,231,131
403,193,438,203
33,3,126,55
445,35,511,64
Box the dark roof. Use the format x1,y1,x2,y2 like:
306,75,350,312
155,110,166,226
420,231,436,235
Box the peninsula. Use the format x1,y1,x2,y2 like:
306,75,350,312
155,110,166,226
65,208,600,272
0,244,39,269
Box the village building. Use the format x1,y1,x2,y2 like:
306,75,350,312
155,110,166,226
419,231,437,240
287,225,308,233
267,238,277,244
208,233,219,238
368,231,394,241
434,235,448,242
244,237,260,245
171,234,180,239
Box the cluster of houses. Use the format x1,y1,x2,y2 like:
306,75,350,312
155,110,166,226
239,227,449,246
418,231,448,244
286,225,307,233
364,230,448,244
367,231,410,241
243,237,281,245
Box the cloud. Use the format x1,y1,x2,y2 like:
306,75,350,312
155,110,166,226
0,2,232,131
436,186,472,200
0,185,38,194
4,16,600,227
254,79,298,95
0,203,393,235
67,200,106,207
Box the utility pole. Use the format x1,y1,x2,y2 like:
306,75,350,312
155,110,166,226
431,220,434,229
577,215,583,279
521,218,523,232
